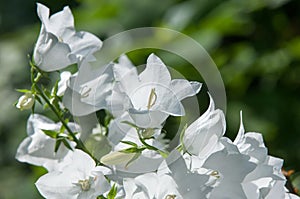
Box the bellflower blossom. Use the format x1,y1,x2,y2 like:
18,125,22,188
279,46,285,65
110,53,201,129
233,112,292,199
182,94,225,159
63,61,114,116
33,3,102,71
123,151,214,199
16,114,80,171
36,149,111,199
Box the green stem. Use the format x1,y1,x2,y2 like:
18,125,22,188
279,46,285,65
35,85,100,164
137,129,169,158
30,67,101,165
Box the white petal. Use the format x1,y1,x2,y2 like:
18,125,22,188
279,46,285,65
57,71,72,96
170,79,202,100
128,109,168,129
113,65,139,94
33,29,73,71
16,114,77,171
35,171,79,199
66,31,102,62
183,95,226,157
63,87,99,116
79,65,114,108
233,111,245,145
140,53,171,86
37,3,74,36
203,148,256,199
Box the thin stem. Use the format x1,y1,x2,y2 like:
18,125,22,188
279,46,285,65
30,66,101,165
35,85,100,163
137,129,169,158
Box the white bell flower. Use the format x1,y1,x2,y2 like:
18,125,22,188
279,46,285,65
182,94,225,158
201,138,257,199
123,151,214,199
15,114,80,171
33,3,102,71
35,149,111,199
111,53,201,128
234,112,293,199
63,61,114,116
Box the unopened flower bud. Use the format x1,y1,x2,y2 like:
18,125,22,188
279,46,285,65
16,93,35,110
100,151,138,166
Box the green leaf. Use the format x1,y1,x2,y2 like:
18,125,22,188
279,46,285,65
16,89,32,93
43,87,51,98
43,103,49,110
62,139,73,151
107,184,117,199
42,129,58,138
104,111,114,127
54,139,63,153
59,123,66,134
121,147,142,153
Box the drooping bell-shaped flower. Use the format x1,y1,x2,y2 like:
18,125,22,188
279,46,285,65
182,94,225,159
15,114,80,171
122,151,214,199
62,61,114,116
233,112,293,199
33,3,102,71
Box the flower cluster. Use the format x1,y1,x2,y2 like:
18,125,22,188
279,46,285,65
15,3,299,199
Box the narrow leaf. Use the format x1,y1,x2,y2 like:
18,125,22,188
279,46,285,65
42,129,58,138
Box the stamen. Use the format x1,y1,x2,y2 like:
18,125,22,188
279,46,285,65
165,194,176,199
78,179,91,191
210,170,220,178
80,86,92,98
147,88,157,110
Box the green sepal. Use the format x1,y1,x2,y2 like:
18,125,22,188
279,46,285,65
15,89,32,93
54,139,63,153
107,183,117,199
42,129,58,138
121,147,145,154
62,138,73,151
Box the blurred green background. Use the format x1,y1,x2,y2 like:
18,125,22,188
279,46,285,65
1,0,300,198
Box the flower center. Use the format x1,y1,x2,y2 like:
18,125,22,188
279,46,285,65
77,177,95,191
165,195,176,199
58,37,64,43
147,88,157,110
210,170,220,178
80,86,92,98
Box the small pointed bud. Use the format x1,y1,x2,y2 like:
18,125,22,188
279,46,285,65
16,93,35,111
